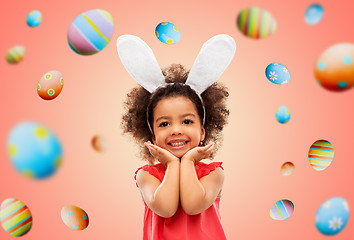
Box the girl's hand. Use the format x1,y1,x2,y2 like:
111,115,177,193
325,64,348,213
181,141,214,164
144,141,179,166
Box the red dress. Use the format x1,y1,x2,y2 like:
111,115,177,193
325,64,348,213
134,162,227,240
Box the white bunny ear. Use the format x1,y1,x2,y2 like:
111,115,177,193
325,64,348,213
186,34,236,95
117,35,165,93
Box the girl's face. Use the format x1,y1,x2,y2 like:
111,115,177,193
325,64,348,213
152,96,205,158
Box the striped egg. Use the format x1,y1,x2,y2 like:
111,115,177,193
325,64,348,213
67,9,114,55
237,7,277,39
6,46,25,64
270,199,294,220
61,205,89,230
37,70,64,100
0,198,32,237
308,140,334,171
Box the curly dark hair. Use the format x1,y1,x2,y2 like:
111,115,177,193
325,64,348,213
121,64,230,164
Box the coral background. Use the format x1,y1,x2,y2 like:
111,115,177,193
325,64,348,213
1,0,353,239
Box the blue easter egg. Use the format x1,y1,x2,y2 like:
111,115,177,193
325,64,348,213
315,197,350,236
305,4,324,25
276,106,291,124
155,22,181,45
265,63,290,85
26,10,42,27
7,122,63,179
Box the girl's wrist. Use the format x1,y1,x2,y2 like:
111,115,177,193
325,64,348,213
181,156,196,164
166,159,180,167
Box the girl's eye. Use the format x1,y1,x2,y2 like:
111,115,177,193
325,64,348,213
183,119,193,124
159,122,169,127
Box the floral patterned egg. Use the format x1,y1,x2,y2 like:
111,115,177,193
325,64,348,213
265,63,290,85
315,197,349,235
37,70,64,100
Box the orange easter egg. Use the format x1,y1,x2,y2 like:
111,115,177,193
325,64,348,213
37,70,64,100
61,205,89,231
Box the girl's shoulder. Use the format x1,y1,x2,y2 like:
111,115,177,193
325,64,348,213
134,163,166,183
195,161,224,179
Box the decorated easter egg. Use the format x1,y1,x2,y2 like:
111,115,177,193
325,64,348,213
280,162,295,176
67,9,114,55
315,197,349,235
275,106,290,124
7,122,62,179
92,135,107,152
315,43,354,91
237,7,277,39
155,22,181,44
0,198,32,237
305,4,324,25
26,10,42,27
61,205,89,230
265,63,290,85
37,70,64,100
6,46,25,64
308,140,334,171
270,199,294,220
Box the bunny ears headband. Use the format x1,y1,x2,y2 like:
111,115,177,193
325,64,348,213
117,34,236,131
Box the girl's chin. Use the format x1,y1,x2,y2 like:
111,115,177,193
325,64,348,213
169,149,189,159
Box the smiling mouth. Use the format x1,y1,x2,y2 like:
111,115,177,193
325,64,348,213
168,141,189,148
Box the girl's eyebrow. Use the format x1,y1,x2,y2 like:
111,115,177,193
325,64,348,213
155,113,196,123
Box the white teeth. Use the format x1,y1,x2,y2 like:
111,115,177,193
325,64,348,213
170,141,187,146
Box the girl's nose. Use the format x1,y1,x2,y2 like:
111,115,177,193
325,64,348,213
170,125,183,135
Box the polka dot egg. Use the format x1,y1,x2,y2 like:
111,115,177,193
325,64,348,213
275,106,291,124
7,122,62,179
155,22,181,45
61,205,89,231
315,197,349,236
315,43,354,91
6,45,25,64
280,162,295,176
265,63,290,85
67,9,114,55
26,10,42,27
270,199,294,220
308,140,334,171
0,198,32,237
37,70,64,100
237,7,277,39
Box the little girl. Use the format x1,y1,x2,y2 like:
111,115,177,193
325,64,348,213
118,34,236,239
